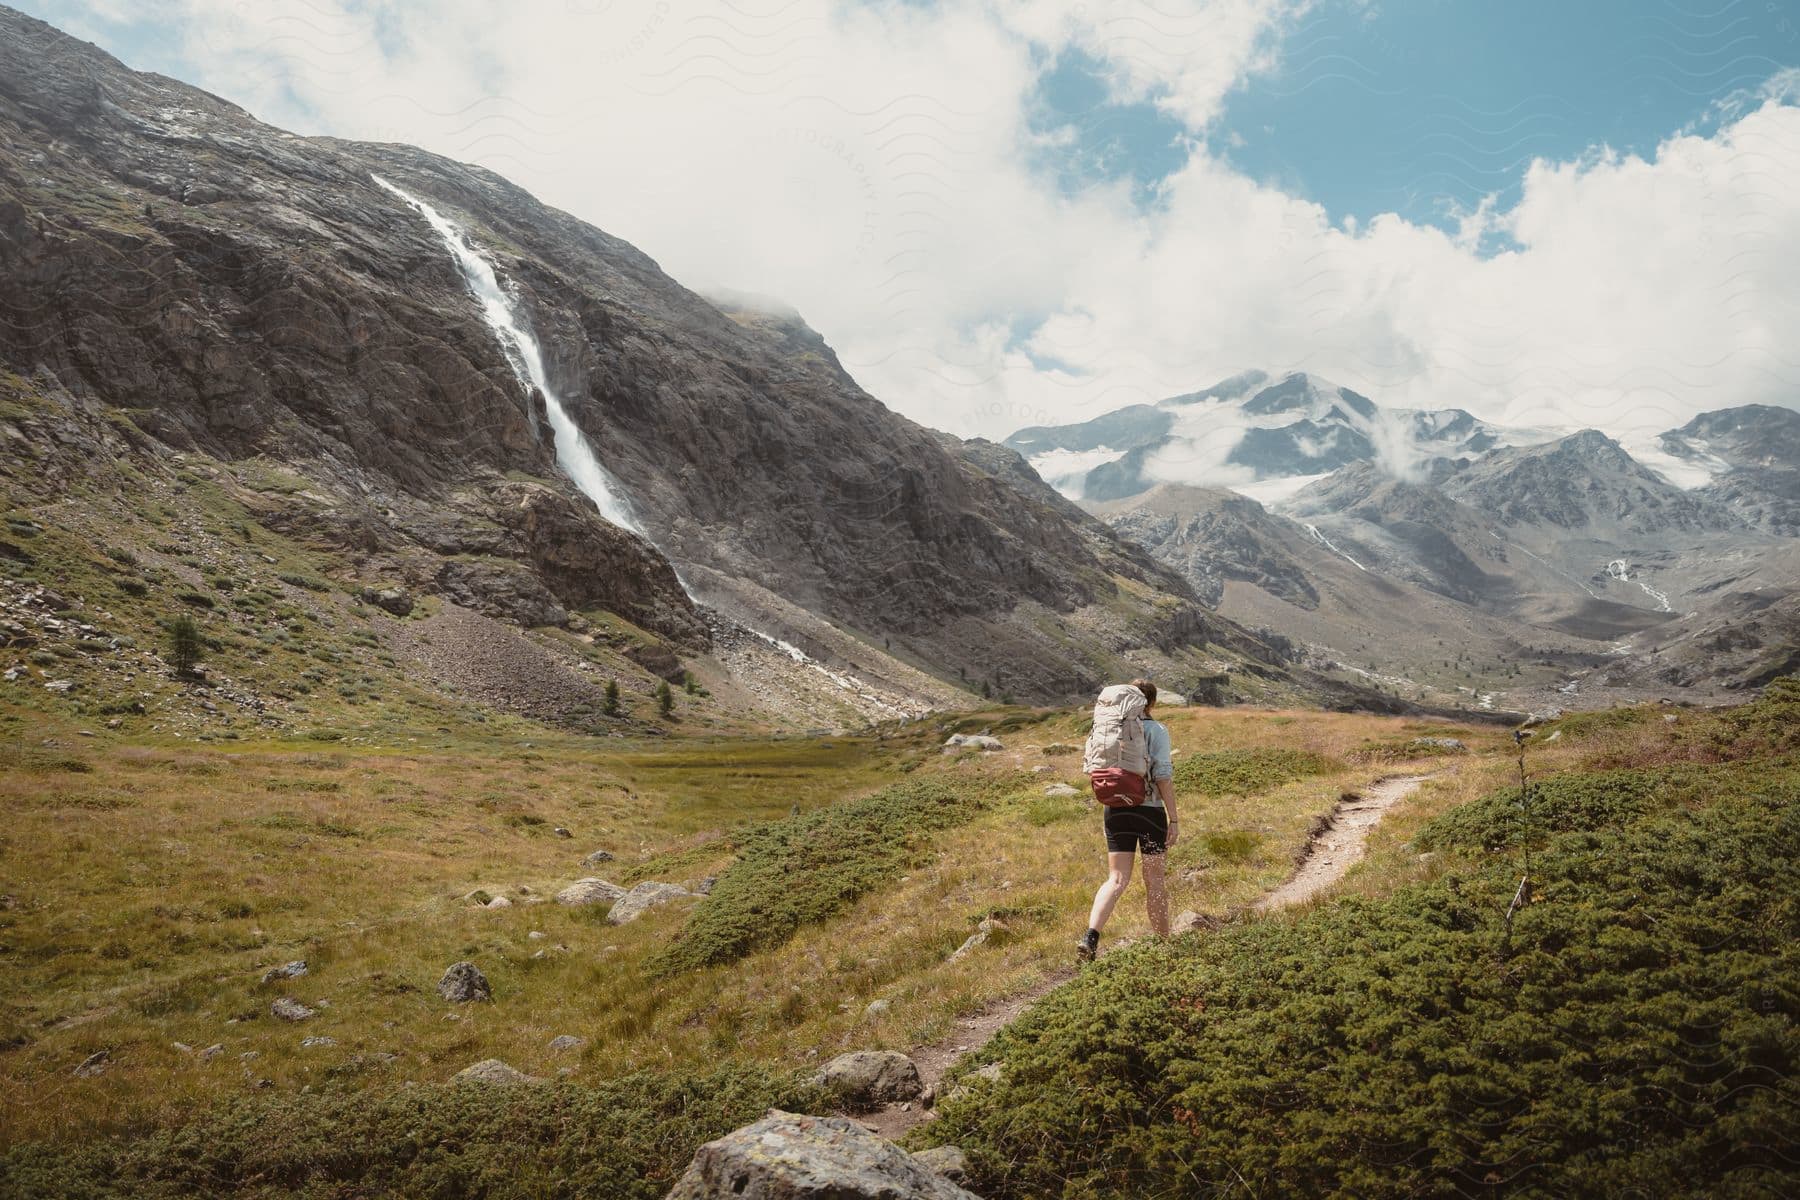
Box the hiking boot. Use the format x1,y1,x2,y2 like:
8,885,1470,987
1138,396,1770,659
1075,929,1099,964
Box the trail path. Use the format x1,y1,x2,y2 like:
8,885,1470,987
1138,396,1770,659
860,773,1435,1140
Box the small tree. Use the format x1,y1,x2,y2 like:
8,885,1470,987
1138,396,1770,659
656,679,674,717
167,614,202,678
602,679,621,718
683,671,698,695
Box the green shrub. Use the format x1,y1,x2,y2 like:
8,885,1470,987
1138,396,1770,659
166,614,202,676
1171,747,1338,796
277,572,330,593
2,1066,824,1200
920,765,1800,1199
651,778,993,975
115,577,148,598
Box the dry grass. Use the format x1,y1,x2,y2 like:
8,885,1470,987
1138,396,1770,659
0,703,1502,1148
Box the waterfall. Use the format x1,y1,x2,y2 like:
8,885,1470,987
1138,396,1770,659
371,174,643,537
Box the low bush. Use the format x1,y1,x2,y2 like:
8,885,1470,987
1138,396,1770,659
921,763,1800,1198
2,1065,823,1200
650,778,995,975
1171,747,1338,796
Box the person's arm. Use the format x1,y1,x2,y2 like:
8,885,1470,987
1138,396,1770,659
1159,777,1179,845
1150,722,1179,845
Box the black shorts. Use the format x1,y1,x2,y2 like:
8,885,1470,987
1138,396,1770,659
1103,805,1168,856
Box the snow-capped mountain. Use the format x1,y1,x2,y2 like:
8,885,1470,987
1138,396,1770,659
1004,371,1515,504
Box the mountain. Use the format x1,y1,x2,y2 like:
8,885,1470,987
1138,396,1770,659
0,4,1346,723
1659,405,1800,536
1003,370,1510,503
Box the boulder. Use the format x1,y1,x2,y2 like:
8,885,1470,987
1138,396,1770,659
548,1034,586,1053
583,849,615,865
666,1110,978,1200
556,877,626,907
813,1050,922,1107
607,881,692,924
271,997,315,1021
260,959,307,984
301,1035,337,1048
437,961,492,1004
1042,783,1080,797
485,895,513,909
1172,910,1220,935
359,586,414,617
452,1058,541,1086
73,1050,109,1078
1406,736,1467,754
942,734,1002,752
948,917,998,963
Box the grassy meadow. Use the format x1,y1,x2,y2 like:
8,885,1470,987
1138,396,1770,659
0,697,1503,1185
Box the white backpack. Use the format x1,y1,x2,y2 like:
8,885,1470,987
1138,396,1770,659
1083,684,1149,777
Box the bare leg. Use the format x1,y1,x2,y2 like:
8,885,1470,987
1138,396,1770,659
1086,851,1136,934
1142,851,1170,936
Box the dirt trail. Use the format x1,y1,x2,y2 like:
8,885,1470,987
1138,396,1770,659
860,773,1435,1140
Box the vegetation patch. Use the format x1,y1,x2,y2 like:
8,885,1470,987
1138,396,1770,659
650,778,999,975
920,754,1799,1198
1,1066,823,1200
1171,747,1339,796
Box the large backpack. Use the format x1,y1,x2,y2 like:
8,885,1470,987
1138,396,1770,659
1083,684,1149,807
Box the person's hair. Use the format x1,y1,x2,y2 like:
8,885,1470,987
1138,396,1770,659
1130,678,1157,709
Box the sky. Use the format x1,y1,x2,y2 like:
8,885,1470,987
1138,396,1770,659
18,0,1800,445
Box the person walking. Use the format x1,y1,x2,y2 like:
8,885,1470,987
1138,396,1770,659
1078,678,1178,962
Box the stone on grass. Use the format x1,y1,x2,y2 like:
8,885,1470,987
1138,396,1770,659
548,1035,586,1053
553,826,572,839
583,849,614,865
437,961,492,1004
864,998,891,1018
912,1145,970,1185
452,1058,541,1086
200,1044,224,1060
555,877,626,907
271,997,315,1022
666,1110,978,1200
941,733,1002,752
301,1036,336,1048
1042,782,1080,797
260,959,307,984
1172,910,1220,935
813,1050,922,1108
948,917,998,963
606,881,692,924
1406,736,1468,754
73,1050,109,1077
485,895,512,909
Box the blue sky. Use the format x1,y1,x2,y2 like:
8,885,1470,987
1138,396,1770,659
1035,0,1800,231
16,0,1800,442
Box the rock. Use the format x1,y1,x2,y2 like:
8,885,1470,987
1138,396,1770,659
1172,910,1220,935
173,1041,194,1054
359,586,414,616
547,1034,586,1053
555,877,626,907
552,826,572,839
1042,782,1080,797
452,1058,541,1086
73,1050,109,1078
485,895,513,909
606,881,692,924
200,1044,224,1060
1406,736,1468,754
864,998,891,1018
301,1035,337,1048
260,959,307,984
528,930,546,940
583,849,614,865
44,679,73,693
666,1110,978,1200
912,1146,970,1185
271,997,314,1022
437,961,492,1004
942,734,1003,752
948,917,998,963
813,1050,923,1108
683,875,718,896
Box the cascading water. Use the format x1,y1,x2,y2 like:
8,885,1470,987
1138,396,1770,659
372,173,919,718
371,174,642,537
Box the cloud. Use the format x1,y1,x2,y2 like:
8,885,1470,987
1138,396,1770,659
23,0,1800,446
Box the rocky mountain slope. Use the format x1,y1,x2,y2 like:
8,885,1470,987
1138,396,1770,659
0,4,1335,720
1660,405,1800,536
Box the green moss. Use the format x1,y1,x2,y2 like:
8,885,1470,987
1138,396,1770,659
923,762,1800,1199
1,1066,824,1200
650,777,1001,975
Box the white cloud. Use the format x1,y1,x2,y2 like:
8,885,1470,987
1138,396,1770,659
21,0,1800,446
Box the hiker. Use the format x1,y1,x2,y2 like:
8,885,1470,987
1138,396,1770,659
1077,678,1178,962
